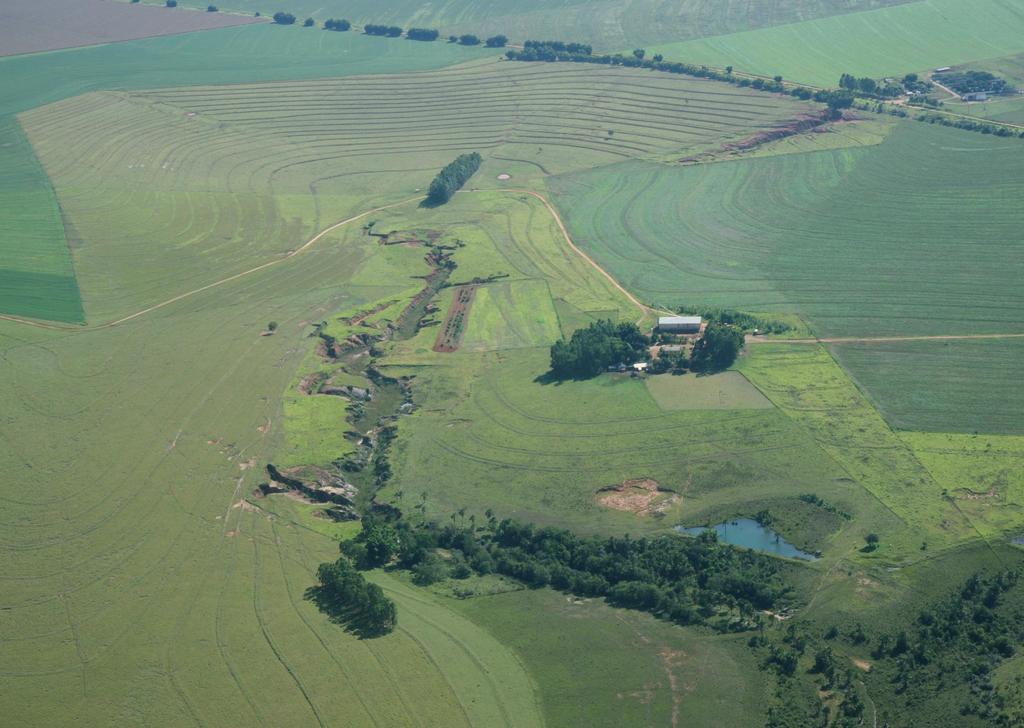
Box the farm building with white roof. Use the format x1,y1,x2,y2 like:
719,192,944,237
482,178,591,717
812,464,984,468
657,316,702,334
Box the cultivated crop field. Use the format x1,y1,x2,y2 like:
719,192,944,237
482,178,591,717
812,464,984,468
4,4,1024,726
550,122,1024,339
0,0,258,57
648,0,1024,87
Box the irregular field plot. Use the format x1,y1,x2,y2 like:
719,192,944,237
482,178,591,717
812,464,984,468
648,0,1024,87
832,339,1024,435
132,0,913,51
549,123,1024,338
461,279,561,352
0,0,258,57
900,431,1024,539
645,371,773,410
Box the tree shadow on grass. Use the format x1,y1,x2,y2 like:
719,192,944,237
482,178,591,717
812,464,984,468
304,585,392,639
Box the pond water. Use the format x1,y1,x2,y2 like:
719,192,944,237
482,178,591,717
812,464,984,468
676,518,819,561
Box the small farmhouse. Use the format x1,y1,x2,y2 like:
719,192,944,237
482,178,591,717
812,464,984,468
962,91,988,101
657,316,702,334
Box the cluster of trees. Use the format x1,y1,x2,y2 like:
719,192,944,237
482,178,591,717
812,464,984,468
308,555,397,637
522,40,593,56
484,35,508,48
425,152,481,205
206,5,217,11
672,306,792,335
689,323,744,372
165,0,177,7
406,28,439,41
364,24,403,37
797,493,852,521
456,34,480,45
839,73,902,98
549,320,649,378
345,511,789,631
866,571,1021,721
323,18,351,32
943,70,1014,96
272,11,296,25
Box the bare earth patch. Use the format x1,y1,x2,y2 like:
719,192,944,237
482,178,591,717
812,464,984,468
852,658,873,672
596,478,680,516
1,0,260,57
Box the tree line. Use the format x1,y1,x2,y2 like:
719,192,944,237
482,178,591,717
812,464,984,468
425,152,481,206
324,511,792,633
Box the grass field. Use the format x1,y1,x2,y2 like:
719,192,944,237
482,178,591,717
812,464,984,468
452,586,769,727
832,339,1024,435
0,24,489,322
127,0,914,51
645,370,773,410
17,59,806,323
460,280,562,352
549,122,1024,339
0,0,258,57
0,120,84,322
648,0,1024,87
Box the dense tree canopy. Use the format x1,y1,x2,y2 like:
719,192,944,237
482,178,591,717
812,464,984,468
323,18,350,31
272,11,295,25
364,24,403,37
406,28,439,41
689,323,744,372
549,319,648,378
425,152,481,205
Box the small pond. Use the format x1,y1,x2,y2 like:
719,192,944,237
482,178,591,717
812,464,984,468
676,518,819,561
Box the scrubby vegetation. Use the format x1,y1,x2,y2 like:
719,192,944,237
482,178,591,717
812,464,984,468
549,319,648,378
425,152,481,205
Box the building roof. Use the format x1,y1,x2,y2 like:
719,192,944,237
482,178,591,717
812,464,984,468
658,316,702,326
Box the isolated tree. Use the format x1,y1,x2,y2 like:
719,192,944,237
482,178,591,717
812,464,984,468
267,321,278,332
633,49,645,59
165,0,177,6
303,17,314,27
725,65,733,74
206,5,218,11
652,54,663,62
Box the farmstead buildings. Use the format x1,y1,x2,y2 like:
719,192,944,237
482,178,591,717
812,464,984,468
657,316,702,334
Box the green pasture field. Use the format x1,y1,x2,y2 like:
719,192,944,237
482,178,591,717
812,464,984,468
0,23,488,321
452,586,769,727
645,370,773,410
18,58,807,323
549,122,1024,339
899,431,1024,539
738,343,993,555
647,0,1024,87
460,280,562,352
127,0,913,51
832,339,1024,435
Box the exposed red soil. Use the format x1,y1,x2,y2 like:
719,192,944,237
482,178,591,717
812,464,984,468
433,285,477,352
596,478,680,516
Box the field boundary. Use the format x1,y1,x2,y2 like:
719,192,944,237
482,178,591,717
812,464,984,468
749,333,1024,345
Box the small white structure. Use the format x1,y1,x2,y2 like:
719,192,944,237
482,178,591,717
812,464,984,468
657,316,702,334
632,361,649,372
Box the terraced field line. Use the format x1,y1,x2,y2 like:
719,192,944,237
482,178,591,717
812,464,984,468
483,188,662,323
749,333,1024,345
0,197,420,332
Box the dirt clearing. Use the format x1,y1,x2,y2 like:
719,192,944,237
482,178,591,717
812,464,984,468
1,0,260,58
596,478,680,516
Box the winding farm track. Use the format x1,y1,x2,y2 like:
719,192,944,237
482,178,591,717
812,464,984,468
749,333,1024,345
484,188,661,323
